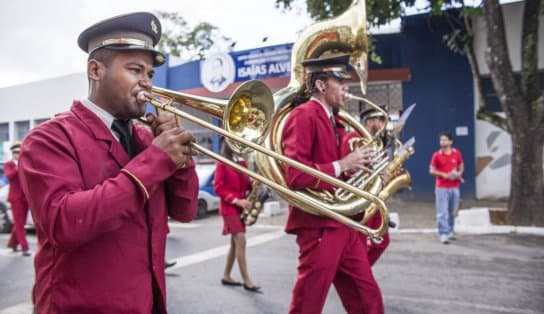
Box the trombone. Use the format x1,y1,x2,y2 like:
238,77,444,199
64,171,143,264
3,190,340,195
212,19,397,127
138,80,388,240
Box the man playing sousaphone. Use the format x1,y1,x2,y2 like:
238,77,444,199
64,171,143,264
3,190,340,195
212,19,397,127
281,53,384,314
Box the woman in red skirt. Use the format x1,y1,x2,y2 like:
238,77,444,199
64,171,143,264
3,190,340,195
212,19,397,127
213,141,261,293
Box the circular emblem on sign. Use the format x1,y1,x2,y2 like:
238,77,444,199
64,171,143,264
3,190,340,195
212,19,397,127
200,53,235,93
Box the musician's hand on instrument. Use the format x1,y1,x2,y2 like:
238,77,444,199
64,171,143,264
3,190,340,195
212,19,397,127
379,172,390,185
152,127,195,169
235,199,252,211
339,147,374,173
148,111,178,136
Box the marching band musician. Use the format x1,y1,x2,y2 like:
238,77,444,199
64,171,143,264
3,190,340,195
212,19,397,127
17,12,198,313
340,107,391,266
5,141,31,257
214,140,261,293
281,53,384,314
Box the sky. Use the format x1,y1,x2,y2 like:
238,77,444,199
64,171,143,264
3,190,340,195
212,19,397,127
0,0,313,88
0,0,521,89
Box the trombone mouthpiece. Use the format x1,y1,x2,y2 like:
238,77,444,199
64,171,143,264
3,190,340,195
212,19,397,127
137,91,150,103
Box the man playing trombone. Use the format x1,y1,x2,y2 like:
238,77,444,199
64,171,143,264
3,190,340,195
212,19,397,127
17,12,198,313
281,53,384,314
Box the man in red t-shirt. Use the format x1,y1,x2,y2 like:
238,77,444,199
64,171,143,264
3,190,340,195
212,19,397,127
429,132,464,244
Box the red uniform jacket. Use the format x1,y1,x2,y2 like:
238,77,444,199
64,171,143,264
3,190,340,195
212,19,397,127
281,100,345,233
214,160,251,216
18,101,198,314
4,160,26,203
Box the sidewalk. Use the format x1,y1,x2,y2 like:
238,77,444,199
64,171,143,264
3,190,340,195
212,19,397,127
257,197,510,230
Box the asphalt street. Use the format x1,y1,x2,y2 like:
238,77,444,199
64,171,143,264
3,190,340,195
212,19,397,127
0,210,543,314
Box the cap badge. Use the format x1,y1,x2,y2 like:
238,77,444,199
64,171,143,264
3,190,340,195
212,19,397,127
155,54,165,65
150,19,158,34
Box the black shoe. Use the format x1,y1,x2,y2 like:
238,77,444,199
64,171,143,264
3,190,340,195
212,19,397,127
165,261,177,269
22,251,32,257
243,284,262,293
221,279,242,286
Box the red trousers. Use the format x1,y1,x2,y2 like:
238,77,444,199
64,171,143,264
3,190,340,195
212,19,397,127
289,226,384,314
365,213,390,266
7,199,29,252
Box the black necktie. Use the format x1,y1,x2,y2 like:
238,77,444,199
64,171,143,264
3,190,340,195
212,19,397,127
112,119,135,158
330,115,339,146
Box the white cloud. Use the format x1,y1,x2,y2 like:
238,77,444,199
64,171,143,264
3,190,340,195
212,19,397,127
0,0,312,88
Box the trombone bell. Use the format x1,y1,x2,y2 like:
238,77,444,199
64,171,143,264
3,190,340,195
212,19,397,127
224,80,274,154
150,80,274,154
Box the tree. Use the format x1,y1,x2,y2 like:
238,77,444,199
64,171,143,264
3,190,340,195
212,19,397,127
155,11,234,60
275,0,544,226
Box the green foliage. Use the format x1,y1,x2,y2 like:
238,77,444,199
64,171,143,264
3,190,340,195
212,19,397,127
155,11,233,59
275,0,469,26
274,0,473,64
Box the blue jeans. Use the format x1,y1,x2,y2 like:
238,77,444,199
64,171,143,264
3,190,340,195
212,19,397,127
435,187,460,236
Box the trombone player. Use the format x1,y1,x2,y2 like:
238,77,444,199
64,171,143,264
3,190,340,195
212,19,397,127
282,53,384,314
17,12,198,313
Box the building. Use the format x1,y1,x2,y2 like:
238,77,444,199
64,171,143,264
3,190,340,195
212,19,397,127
1,1,541,199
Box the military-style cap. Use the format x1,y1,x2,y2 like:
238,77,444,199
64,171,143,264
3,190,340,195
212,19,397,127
301,53,351,80
360,106,387,122
77,12,165,66
10,141,21,153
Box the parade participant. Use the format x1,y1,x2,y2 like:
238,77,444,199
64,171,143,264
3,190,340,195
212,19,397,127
5,141,31,257
340,107,390,266
214,140,261,293
17,12,198,313
282,53,384,314
430,132,464,244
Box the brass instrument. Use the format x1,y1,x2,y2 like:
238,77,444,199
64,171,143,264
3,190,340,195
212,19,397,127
139,79,388,240
334,94,389,204
138,0,411,240
341,93,415,226
255,0,393,239
240,181,271,226
151,81,274,154
360,145,414,225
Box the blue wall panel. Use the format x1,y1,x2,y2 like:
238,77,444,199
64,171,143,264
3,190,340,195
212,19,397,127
394,13,475,199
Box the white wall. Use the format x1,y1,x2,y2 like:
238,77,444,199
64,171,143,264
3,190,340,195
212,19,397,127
0,72,87,161
475,117,512,199
473,2,544,199
0,72,88,124
473,1,544,75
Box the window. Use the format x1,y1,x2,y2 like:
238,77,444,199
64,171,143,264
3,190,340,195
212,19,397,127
0,123,8,142
15,120,30,141
345,81,404,118
366,82,403,115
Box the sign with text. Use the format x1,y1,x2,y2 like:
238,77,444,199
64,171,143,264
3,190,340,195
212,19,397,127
200,43,293,92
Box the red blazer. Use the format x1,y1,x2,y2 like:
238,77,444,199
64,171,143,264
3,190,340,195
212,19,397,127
281,100,346,233
4,160,26,203
214,160,251,216
18,101,198,314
